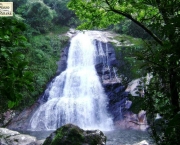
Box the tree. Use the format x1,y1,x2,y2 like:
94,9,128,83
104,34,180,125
25,1,55,33
68,0,180,144
43,0,76,26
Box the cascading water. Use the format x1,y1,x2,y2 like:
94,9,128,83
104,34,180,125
29,31,113,131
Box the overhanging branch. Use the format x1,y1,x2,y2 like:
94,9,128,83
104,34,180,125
105,0,163,45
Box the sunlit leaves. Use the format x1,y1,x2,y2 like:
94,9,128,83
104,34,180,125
68,0,123,29
68,0,162,31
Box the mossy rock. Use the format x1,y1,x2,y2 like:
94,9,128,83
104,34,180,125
85,130,106,145
43,124,106,145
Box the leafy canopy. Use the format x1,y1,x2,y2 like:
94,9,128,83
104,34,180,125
68,0,179,44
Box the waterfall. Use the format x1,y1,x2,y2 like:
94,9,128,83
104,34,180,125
29,31,113,131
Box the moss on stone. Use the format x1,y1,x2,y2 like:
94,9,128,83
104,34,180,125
43,124,85,145
43,124,106,145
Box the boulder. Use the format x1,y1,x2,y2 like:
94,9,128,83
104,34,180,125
43,124,106,145
0,128,38,145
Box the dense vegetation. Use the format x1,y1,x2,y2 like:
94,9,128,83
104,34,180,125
0,0,74,124
68,0,180,145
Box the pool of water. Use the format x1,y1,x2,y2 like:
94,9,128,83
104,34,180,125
104,129,154,145
20,128,154,145
19,130,54,140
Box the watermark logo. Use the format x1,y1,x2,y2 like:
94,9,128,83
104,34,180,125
0,2,13,17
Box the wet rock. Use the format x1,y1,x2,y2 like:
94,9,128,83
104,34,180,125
43,124,106,145
94,40,117,79
7,103,39,131
56,43,70,74
0,110,15,127
0,128,38,145
125,100,132,109
114,111,149,131
103,82,129,121
102,74,110,80
125,79,144,97
36,140,45,145
138,110,146,123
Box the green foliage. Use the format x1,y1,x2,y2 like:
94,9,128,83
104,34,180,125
112,20,152,39
143,76,180,145
0,0,70,128
113,36,146,83
0,0,70,114
50,25,69,35
19,30,68,108
68,0,123,29
128,39,180,144
128,75,180,144
68,0,159,31
43,0,77,26
112,19,131,34
0,17,33,110
129,95,144,114
25,1,55,33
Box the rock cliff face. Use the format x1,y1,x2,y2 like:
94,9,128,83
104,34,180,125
94,40,117,79
103,83,129,121
93,40,129,122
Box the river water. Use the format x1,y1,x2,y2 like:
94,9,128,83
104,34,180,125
104,129,154,145
21,128,154,145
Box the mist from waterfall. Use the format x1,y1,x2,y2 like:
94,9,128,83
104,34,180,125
29,31,113,131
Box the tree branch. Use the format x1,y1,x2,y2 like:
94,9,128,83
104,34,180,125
105,0,163,45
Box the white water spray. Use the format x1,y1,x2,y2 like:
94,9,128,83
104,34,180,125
29,31,113,131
